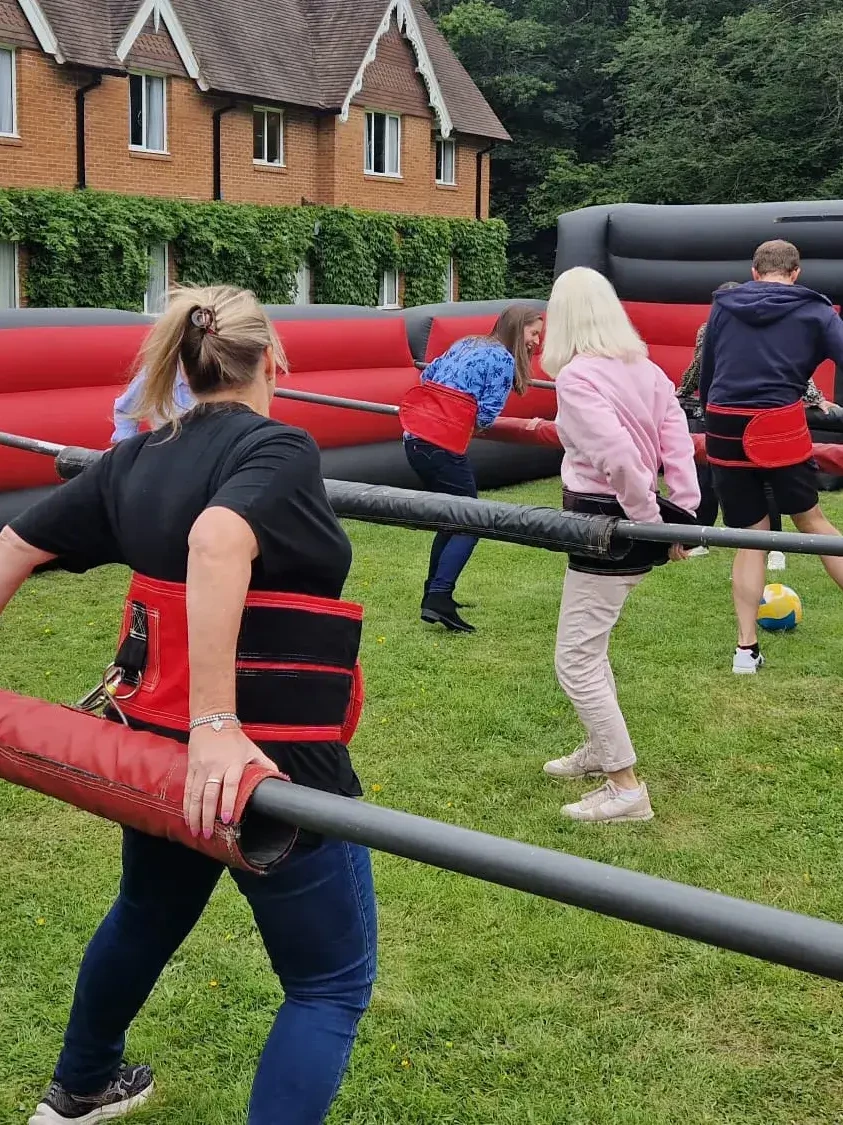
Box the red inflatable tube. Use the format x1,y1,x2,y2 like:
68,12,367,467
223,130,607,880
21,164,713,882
0,690,297,874
486,417,843,476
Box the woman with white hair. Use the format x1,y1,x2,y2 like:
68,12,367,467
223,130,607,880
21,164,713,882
541,268,700,825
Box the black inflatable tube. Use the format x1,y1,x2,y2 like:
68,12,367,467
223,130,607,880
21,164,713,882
26,439,843,560
251,779,843,981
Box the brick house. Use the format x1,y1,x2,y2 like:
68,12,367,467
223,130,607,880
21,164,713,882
0,0,509,309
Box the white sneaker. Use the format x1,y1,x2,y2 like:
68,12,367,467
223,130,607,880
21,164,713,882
687,546,710,558
543,743,603,780
562,781,654,824
732,648,765,675
767,551,787,572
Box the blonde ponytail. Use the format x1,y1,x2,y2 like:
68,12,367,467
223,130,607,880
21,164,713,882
132,285,287,432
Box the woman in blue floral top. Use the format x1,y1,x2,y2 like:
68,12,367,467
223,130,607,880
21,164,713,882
404,305,544,632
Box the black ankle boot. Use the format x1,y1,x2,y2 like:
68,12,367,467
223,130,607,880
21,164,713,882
421,592,476,633
422,581,471,611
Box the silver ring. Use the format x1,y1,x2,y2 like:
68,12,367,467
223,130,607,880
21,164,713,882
205,778,223,786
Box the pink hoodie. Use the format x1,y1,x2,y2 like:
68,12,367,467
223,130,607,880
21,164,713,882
555,355,701,524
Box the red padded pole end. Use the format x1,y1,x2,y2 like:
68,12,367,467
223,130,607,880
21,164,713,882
0,690,297,873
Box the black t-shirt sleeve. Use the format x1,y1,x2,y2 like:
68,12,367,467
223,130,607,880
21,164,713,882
9,454,122,572
207,427,347,580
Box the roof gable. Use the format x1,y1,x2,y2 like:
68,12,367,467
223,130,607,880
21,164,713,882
339,0,453,137
116,0,204,87
12,0,63,60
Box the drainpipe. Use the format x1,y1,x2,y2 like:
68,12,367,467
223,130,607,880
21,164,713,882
76,74,102,190
475,141,495,220
213,102,237,201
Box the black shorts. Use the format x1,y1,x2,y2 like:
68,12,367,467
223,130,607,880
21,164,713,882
711,461,819,529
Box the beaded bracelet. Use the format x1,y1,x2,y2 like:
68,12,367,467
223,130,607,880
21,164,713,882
189,713,241,733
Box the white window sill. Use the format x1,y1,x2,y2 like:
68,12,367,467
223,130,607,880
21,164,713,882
0,130,19,139
129,146,170,157
365,171,402,180
379,304,400,310
436,180,457,188
253,159,287,169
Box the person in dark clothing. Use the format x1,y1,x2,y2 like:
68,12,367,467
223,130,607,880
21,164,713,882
678,280,831,569
699,239,843,674
0,285,376,1125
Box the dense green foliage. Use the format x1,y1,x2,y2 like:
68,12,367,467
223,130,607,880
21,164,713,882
0,189,507,309
424,0,843,295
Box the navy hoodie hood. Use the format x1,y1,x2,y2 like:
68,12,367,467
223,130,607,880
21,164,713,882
715,281,832,327
701,281,843,410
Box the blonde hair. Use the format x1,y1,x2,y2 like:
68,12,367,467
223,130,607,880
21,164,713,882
132,284,287,430
541,267,647,377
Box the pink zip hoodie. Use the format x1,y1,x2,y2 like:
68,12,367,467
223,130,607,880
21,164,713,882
555,355,701,524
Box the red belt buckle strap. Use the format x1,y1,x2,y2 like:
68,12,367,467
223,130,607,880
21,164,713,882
705,401,812,469
399,382,478,455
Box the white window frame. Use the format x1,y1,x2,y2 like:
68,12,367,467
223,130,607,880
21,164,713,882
129,72,168,154
443,257,455,303
0,240,20,309
294,261,311,306
143,242,169,315
436,137,456,186
379,267,400,310
253,106,285,167
365,111,401,178
0,46,17,138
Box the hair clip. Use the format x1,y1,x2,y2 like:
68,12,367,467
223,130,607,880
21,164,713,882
191,306,216,335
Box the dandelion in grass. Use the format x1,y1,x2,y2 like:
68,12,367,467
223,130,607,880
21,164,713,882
36,917,46,926
209,979,219,989
372,784,383,794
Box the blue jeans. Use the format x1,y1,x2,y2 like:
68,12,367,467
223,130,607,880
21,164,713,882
54,829,377,1125
404,436,479,595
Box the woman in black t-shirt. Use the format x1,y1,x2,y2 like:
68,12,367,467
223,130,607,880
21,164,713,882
0,286,376,1125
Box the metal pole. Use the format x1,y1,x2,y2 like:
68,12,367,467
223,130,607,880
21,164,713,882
528,378,556,390
250,779,843,981
274,387,399,417
4,431,843,559
618,519,843,557
0,432,65,457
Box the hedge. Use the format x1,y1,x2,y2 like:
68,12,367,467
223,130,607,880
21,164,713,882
0,188,509,310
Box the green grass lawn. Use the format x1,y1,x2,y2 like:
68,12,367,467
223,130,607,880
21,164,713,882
2,478,843,1124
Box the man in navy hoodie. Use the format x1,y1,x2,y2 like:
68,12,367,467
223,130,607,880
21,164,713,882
700,239,843,674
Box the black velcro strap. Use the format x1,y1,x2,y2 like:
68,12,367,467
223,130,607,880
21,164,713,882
238,608,361,670
236,669,353,727
705,433,749,464
114,601,149,682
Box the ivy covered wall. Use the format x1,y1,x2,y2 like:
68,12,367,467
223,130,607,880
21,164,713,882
0,189,509,309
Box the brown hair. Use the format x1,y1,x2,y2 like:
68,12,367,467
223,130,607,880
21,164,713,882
487,304,544,395
753,240,801,278
132,284,287,430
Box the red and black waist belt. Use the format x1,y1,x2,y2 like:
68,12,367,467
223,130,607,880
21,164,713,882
113,574,364,745
399,381,479,456
704,401,813,469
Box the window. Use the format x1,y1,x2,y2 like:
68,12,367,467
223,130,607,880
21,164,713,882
129,73,167,153
0,47,15,137
365,112,401,177
144,243,168,315
294,261,311,306
253,108,284,166
443,258,455,303
436,138,456,185
0,241,19,309
379,268,399,309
